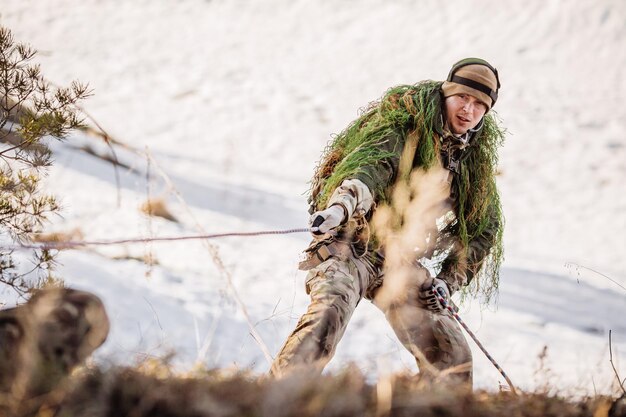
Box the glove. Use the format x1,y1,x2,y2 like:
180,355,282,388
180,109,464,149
309,205,347,236
418,277,451,312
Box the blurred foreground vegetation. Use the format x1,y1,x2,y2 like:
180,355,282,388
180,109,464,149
1,362,624,417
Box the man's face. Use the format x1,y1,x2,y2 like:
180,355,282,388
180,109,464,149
444,94,489,135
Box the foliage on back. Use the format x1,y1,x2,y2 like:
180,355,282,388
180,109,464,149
0,26,90,295
309,81,442,211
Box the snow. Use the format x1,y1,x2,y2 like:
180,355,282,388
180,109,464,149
1,0,625,395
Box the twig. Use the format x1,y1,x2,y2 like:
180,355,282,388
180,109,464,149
143,148,155,278
144,150,275,367
609,330,626,394
143,296,163,331
52,84,124,207
565,262,626,293
196,307,223,364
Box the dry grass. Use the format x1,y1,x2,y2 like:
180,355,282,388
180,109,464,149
140,197,178,223
30,227,84,244
3,365,624,417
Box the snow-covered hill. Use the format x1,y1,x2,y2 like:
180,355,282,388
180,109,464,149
2,0,625,395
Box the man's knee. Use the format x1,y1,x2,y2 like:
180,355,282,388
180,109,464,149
305,258,360,305
382,305,472,384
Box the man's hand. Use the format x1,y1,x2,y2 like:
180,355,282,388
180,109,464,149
309,205,346,236
418,277,451,312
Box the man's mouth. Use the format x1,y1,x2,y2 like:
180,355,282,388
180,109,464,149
457,115,471,123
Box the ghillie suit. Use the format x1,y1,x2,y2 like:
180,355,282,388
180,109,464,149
308,80,505,302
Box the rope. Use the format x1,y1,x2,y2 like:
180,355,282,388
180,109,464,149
3,228,312,251
433,286,518,395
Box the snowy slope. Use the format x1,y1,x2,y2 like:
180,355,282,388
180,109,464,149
2,0,625,395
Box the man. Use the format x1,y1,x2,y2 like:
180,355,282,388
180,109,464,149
271,58,505,386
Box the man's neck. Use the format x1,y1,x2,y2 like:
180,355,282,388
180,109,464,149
442,124,470,144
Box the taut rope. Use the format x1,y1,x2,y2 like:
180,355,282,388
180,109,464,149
434,285,518,395
2,228,312,251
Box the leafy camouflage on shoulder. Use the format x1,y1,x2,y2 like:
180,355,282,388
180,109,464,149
309,81,442,211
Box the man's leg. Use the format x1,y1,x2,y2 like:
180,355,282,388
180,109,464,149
373,265,472,385
271,257,368,376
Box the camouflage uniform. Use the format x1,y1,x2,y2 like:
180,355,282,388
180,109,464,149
271,254,472,382
271,250,375,373
271,87,500,385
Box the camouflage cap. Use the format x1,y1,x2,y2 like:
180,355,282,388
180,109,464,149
442,58,500,108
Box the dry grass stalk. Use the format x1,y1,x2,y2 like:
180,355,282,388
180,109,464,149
31,227,84,244
140,197,178,222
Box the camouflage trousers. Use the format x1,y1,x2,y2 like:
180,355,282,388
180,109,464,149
270,255,472,384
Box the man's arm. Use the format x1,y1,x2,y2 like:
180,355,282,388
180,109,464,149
440,206,501,293
309,130,406,236
351,130,405,205
309,178,374,235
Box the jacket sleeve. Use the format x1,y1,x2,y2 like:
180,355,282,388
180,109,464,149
465,209,501,281
440,205,501,292
326,178,374,218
